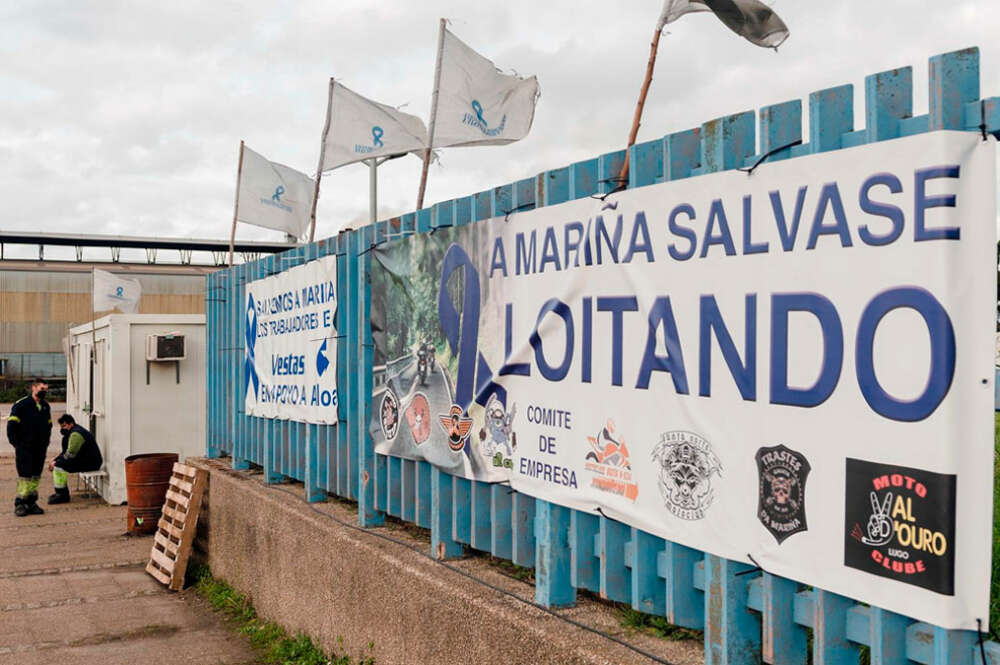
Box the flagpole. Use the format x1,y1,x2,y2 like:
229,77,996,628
368,159,378,224
309,78,335,243
228,140,245,267
618,23,664,186
89,268,96,435
416,18,447,211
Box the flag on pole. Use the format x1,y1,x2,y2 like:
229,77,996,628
320,82,430,172
659,0,790,48
430,27,540,148
93,269,141,313
236,145,314,238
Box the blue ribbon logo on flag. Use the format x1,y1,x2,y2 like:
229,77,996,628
245,293,260,400
115,286,124,298
372,126,384,148
471,100,487,127
272,185,285,203
463,100,507,137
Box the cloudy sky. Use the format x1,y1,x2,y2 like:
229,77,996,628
2,1,998,255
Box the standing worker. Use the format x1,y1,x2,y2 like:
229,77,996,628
5,378,52,517
47,414,103,504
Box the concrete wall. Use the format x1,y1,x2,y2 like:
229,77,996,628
191,458,702,665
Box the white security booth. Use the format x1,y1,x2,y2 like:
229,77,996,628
65,314,206,504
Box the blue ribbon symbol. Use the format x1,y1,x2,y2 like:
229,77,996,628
372,126,384,148
471,100,487,127
245,294,260,400
115,286,124,297
316,339,330,377
272,185,285,202
438,244,505,455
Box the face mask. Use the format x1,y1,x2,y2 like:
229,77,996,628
36,390,47,400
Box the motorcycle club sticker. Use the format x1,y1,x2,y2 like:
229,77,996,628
755,445,810,543
379,388,399,441
652,431,722,520
844,458,956,595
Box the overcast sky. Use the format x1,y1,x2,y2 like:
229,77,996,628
2,1,998,254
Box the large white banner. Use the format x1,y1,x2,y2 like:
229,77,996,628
245,256,338,423
371,131,996,629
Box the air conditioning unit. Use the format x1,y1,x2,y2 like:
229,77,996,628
146,333,185,361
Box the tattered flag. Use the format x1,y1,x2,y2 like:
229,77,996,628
659,0,790,49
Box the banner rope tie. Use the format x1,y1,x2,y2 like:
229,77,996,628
503,202,534,222
738,139,803,176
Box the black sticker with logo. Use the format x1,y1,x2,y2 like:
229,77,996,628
844,458,956,595
756,445,810,543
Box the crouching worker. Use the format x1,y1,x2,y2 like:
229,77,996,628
47,414,103,505
6,379,52,517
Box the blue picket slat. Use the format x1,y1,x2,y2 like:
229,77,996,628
570,510,600,593
534,501,575,608
630,529,665,616
758,100,801,164
659,542,704,629
598,515,631,604
704,555,761,665
665,128,701,180
761,573,806,665
812,590,859,665
490,485,513,560
929,47,980,131
865,66,912,142
809,84,853,153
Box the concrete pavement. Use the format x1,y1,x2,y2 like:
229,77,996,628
0,402,255,665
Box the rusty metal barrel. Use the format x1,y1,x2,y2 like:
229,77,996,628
124,453,178,534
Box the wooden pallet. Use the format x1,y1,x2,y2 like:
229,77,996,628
145,462,207,591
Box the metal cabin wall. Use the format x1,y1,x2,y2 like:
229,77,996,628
205,47,1000,665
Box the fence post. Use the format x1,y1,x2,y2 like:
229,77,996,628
534,500,575,607
704,555,761,665
356,225,384,526
929,47,979,131
231,262,250,471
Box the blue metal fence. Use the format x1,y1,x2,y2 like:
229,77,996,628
206,47,1000,665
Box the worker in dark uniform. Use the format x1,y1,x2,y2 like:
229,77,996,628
47,414,103,504
5,379,52,517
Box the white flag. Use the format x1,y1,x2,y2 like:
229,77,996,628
431,27,540,149
93,269,141,313
236,145,314,238
659,0,789,49
321,81,430,172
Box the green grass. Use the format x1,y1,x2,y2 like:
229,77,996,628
617,606,702,642
189,565,375,665
992,413,999,633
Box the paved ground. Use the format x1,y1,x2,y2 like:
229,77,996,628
0,403,255,665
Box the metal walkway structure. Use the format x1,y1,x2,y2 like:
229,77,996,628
0,230,298,266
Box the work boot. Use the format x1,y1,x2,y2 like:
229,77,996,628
24,495,44,515
47,487,70,505
13,498,27,517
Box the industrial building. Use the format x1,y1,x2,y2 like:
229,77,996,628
0,230,294,384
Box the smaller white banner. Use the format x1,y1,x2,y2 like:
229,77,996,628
322,82,429,171
244,255,338,424
93,269,140,313
237,145,314,239
432,27,540,149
